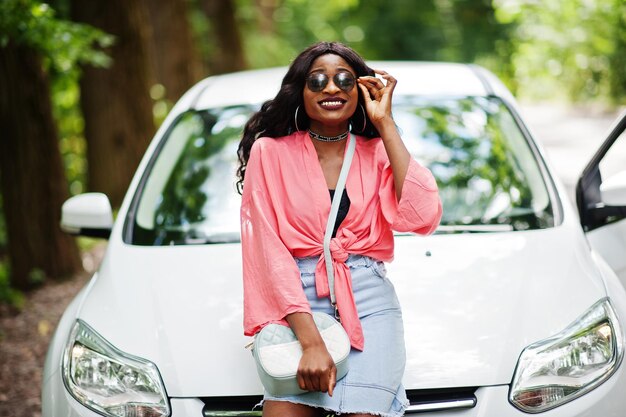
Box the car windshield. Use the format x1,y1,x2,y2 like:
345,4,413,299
127,96,554,245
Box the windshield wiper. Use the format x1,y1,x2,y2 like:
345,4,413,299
166,232,241,245
434,224,514,234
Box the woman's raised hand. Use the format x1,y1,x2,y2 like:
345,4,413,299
357,69,397,128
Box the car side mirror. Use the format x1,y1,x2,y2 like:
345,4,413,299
61,193,113,239
577,113,626,231
600,170,626,207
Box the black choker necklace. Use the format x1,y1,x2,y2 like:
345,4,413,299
308,129,349,142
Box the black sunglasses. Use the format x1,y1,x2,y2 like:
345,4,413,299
306,72,356,93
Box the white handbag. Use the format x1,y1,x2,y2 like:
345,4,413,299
251,133,356,396
252,312,351,396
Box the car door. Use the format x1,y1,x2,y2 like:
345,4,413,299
577,112,626,283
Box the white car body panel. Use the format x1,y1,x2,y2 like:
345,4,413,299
393,224,606,389
587,214,626,284
73,216,605,397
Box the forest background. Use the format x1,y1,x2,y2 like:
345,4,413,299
0,0,625,306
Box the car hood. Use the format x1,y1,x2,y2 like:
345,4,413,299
78,225,606,397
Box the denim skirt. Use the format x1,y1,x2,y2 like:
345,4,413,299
263,255,409,417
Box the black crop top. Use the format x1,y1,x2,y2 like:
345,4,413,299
328,189,351,238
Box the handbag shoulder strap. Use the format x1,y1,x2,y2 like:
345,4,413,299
323,133,356,308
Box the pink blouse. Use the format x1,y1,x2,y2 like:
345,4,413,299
240,131,442,350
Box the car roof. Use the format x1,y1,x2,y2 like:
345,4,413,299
189,61,506,111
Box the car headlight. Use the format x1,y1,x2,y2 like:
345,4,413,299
62,320,170,417
510,298,624,413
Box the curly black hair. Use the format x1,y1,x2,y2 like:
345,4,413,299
236,41,378,194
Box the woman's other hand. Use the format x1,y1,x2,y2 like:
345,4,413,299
286,312,337,396
357,69,397,128
298,344,337,396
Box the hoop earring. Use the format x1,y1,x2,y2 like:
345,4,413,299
294,106,301,132
352,104,367,132
359,104,367,132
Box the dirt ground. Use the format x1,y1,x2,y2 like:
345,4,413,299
0,245,106,417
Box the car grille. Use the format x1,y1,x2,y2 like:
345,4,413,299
200,387,478,416
201,396,262,416
405,387,478,413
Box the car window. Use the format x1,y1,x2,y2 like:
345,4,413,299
126,97,554,246
395,96,553,232
130,107,252,245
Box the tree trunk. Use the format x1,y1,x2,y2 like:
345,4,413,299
0,42,82,290
144,0,203,102
201,0,246,74
71,0,156,208
254,0,278,35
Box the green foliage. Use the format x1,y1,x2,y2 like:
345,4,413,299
0,1,114,197
235,0,399,67
0,1,113,296
77,236,102,252
0,261,25,309
28,268,46,285
232,0,624,104
608,2,626,103
188,0,217,68
234,0,509,72
0,0,114,71
345,0,506,63
495,0,625,103
53,67,88,196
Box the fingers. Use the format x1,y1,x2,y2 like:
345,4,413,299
375,69,397,94
328,366,337,397
307,373,321,392
299,366,320,392
316,362,336,396
297,371,307,391
297,346,337,395
359,75,385,90
297,363,336,394
358,83,373,103
358,77,384,100
359,69,396,86
358,69,397,100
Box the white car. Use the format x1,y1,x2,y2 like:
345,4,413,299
43,62,626,416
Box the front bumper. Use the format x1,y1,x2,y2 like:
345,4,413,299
43,356,626,417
